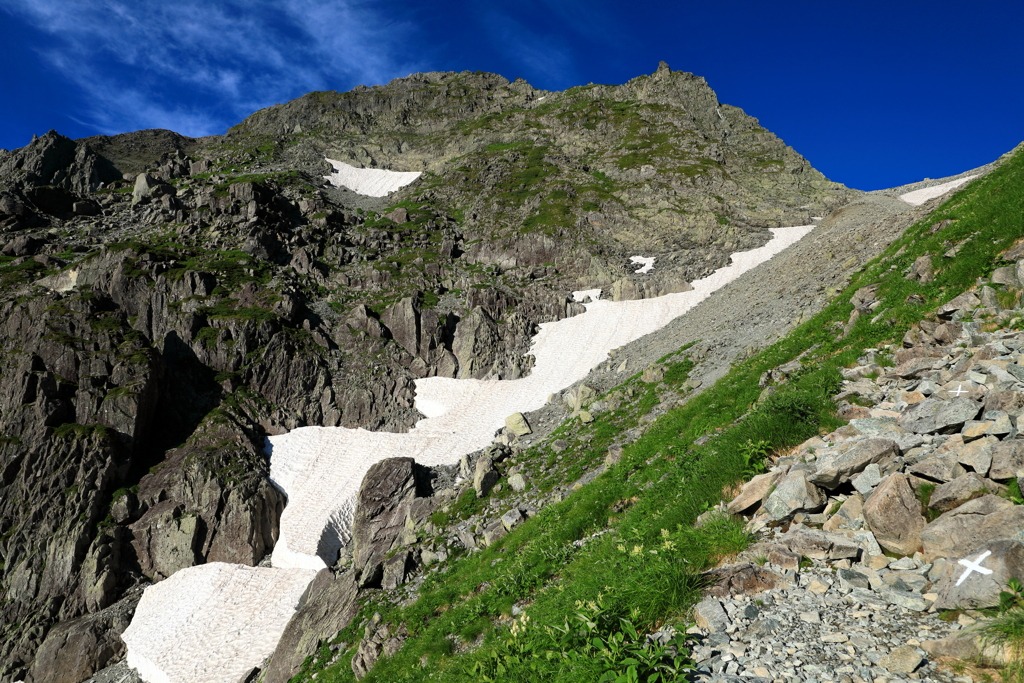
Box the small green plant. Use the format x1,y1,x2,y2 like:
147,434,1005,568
739,439,771,478
981,578,1024,681
469,599,695,683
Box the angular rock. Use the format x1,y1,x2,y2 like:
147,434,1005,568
694,597,730,633
955,434,996,475
778,526,861,560
501,508,524,531
762,469,826,520
504,412,531,436
878,644,924,673
928,472,1006,512
473,455,500,498
990,440,1024,481
704,563,782,598
836,568,870,591
351,458,423,589
262,573,362,683
921,633,1013,667
808,438,898,489
508,472,527,492
933,540,1024,609
936,291,981,319
726,470,784,514
862,473,925,556
823,493,864,532
908,453,966,483
852,463,882,494
920,495,1024,560
26,592,138,683
897,397,980,434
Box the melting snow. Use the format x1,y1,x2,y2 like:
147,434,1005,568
629,256,655,274
899,175,978,206
122,563,316,683
124,225,816,682
323,159,421,197
572,288,602,303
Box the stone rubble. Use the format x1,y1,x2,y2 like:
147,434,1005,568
701,264,1024,681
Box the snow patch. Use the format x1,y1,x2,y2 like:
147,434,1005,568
122,563,316,683
629,256,655,274
572,288,602,303
899,175,978,206
323,159,421,197
267,226,815,569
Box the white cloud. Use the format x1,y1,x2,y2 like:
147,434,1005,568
2,0,418,136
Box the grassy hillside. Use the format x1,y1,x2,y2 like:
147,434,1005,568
289,147,1024,683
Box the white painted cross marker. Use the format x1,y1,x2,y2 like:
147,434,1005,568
956,550,994,585
950,384,969,397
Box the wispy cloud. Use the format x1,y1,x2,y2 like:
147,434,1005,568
2,0,419,136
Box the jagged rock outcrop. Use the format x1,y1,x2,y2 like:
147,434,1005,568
350,457,434,589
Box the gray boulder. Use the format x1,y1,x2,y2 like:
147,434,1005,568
129,502,200,581
928,472,1006,512
897,397,980,434
350,458,431,589
474,455,500,497
763,469,826,521
990,440,1024,481
920,495,1024,561
908,453,966,483
727,470,785,514
933,540,1024,610
808,438,898,489
862,473,925,556
776,526,860,560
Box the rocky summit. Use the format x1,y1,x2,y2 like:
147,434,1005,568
0,62,1021,683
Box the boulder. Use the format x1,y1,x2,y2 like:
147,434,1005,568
808,438,898,489
936,291,981,319
908,453,965,483
897,397,980,434
990,440,1024,481
704,563,782,598
823,493,864,532
762,469,826,521
921,633,1014,667
26,593,138,683
693,597,730,633
504,412,532,436
920,495,1024,560
452,307,500,379
878,645,924,674
932,540,1024,610
777,527,861,560
955,435,996,476
508,472,527,492
726,470,785,514
473,455,499,498
928,472,1006,512
350,458,425,589
862,473,925,556
380,296,420,357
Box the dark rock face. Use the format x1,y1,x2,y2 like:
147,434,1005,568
350,457,433,589
261,571,360,683
25,590,140,683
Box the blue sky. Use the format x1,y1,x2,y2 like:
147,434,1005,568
1,0,1021,190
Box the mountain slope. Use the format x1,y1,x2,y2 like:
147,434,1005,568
0,64,858,682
